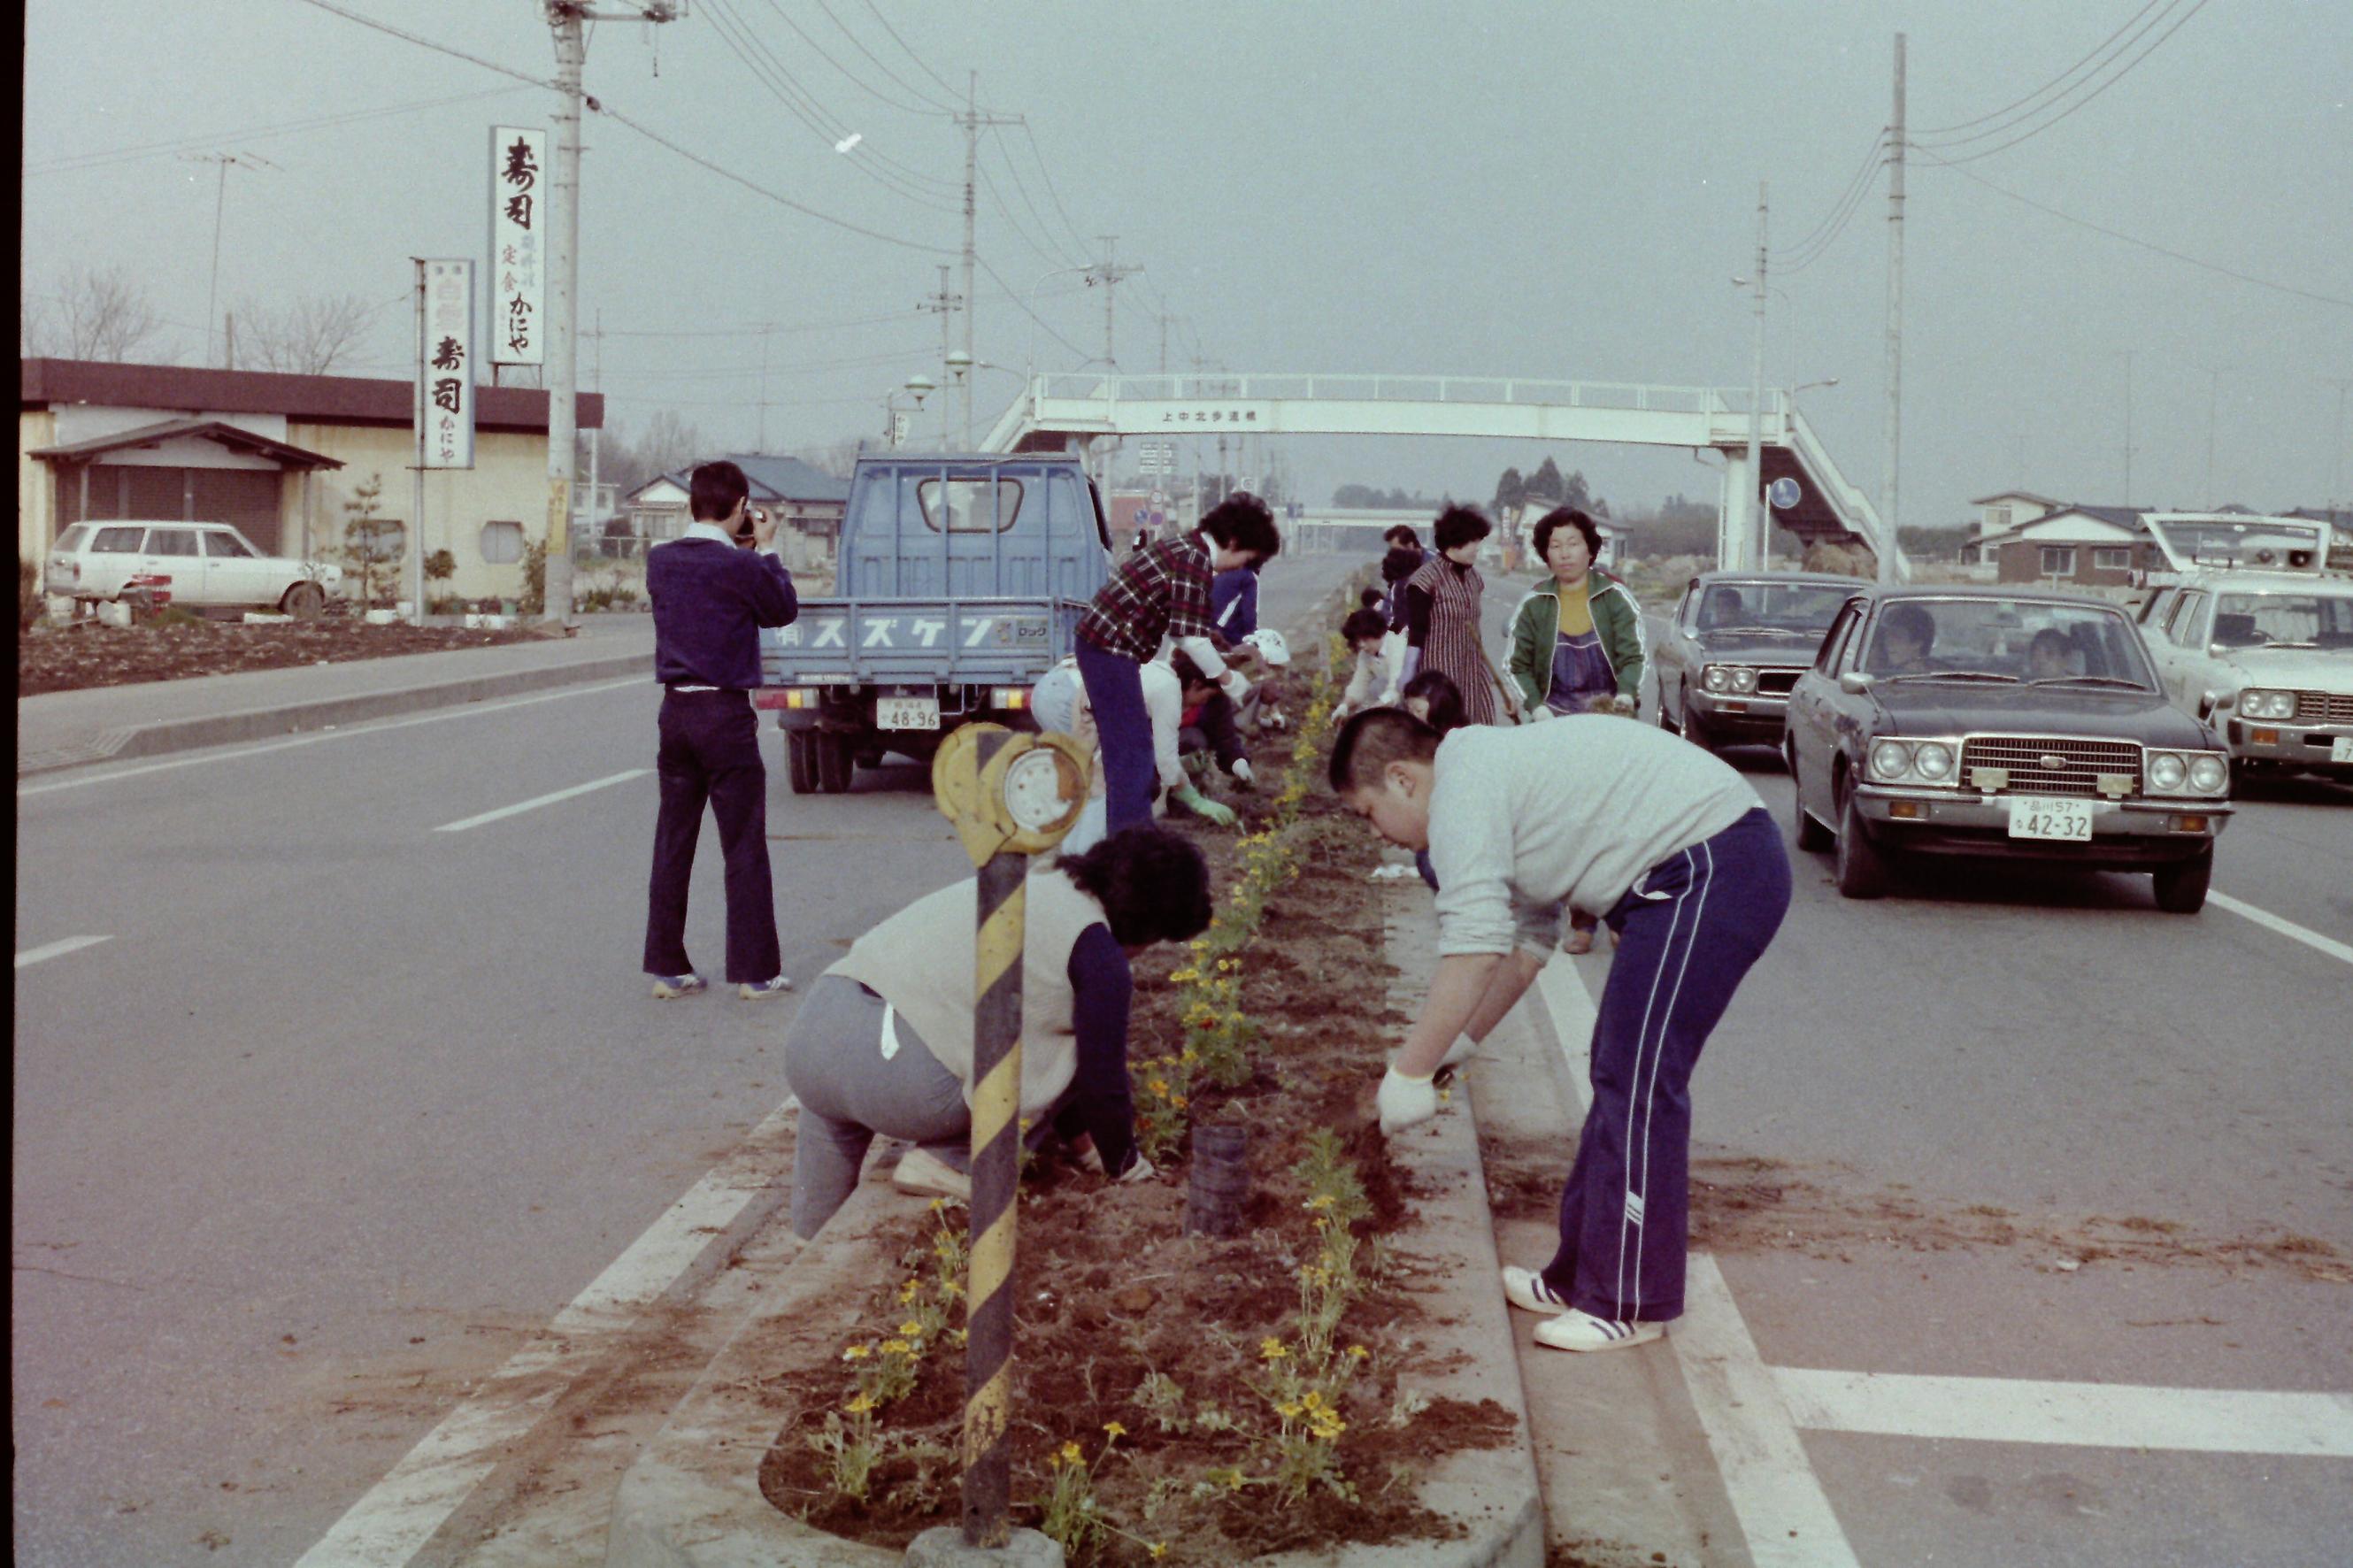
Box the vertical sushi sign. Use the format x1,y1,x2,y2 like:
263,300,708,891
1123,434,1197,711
418,259,476,470
490,125,545,366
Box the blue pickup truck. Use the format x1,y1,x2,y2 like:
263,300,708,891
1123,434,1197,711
756,453,1112,793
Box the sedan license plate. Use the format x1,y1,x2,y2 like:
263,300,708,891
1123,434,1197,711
2333,737,2353,764
2007,796,2094,842
876,696,940,731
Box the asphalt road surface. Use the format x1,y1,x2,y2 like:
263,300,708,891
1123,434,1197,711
14,553,2348,1567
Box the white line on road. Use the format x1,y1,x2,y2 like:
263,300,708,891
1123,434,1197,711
1774,1368,2353,1457
1534,952,1862,1568
292,1094,801,1568
18,678,646,798
433,769,650,833
14,934,114,969
2209,890,2353,968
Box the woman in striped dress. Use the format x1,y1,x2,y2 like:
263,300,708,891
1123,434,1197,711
1397,506,1498,727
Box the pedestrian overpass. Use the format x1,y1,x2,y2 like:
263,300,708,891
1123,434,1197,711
980,373,1904,577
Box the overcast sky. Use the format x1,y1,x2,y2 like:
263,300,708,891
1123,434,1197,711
21,1,2353,527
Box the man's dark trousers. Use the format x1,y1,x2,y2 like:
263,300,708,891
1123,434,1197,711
642,689,780,984
1539,808,1790,1323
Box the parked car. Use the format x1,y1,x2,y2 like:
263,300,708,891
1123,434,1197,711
1652,571,1856,750
2139,568,2353,783
756,453,1111,794
1783,586,2233,911
43,521,341,617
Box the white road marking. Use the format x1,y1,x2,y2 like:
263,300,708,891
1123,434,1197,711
2209,890,2353,968
1534,952,1861,1568
14,934,114,969
18,678,646,797
433,769,650,833
1773,1368,2353,1457
292,1094,801,1568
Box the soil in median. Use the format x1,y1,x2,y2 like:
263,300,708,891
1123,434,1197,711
18,619,547,696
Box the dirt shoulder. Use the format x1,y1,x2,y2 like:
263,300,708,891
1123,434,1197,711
17,619,549,696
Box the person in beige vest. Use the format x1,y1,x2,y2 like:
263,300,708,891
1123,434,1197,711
782,826,1211,1238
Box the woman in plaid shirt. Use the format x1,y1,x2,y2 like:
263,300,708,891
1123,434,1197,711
1076,493,1283,832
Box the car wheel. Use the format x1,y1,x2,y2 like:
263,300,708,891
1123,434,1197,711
1834,776,1891,899
281,581,327,619
816,733,855,793
2151,847,2212,914
1656,684,1680,735
785,730,819,795
1789,744,1834,851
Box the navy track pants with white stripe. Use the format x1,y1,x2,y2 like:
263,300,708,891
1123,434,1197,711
1540,807,1789,1323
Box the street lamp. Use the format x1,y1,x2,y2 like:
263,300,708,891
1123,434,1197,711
883,373,936,449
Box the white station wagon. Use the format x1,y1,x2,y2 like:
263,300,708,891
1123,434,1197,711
43,521,342,617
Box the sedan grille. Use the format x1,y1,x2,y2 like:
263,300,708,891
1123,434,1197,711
1959,735,2142,797
1756,668,1803,697
2292,689,2353,725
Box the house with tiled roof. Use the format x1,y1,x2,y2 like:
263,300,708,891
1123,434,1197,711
623,454,850,573
1964,502,2163,587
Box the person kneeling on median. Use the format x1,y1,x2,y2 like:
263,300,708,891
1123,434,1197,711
1328,707,1791,1352
780,826,1212,1239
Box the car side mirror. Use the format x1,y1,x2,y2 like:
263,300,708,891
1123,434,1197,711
2199,688,2223,718
1838,672,1873,696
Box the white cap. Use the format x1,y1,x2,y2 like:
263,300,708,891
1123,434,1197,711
1242,627,1291,666
1030,660,1084,734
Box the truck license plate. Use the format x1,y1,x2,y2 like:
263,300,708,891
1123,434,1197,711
877,696,939,731
2007,796,2094,842
2332,737,2353,764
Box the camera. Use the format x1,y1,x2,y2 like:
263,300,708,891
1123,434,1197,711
734,505,765,547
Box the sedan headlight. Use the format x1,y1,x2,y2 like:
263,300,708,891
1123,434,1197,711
2146,750,2188,792
1913,742,1955,781
2188,754,2229,795
1729,666,1759,694
1703,665,1732,694
1870,739,1914,780
2239,688,2294,719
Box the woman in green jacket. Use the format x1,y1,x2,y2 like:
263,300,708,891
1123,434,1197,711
1506,507,1648,951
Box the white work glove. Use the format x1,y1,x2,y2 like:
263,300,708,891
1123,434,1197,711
1375,688,1401,708
1526,703,1553,722
1607,693,1637,718
1377,1065,1440,1136
1118,1151,1158,1184
1219,668,1251,703
1230,757,1254,787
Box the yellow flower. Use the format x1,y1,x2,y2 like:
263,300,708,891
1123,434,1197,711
1275,1400,1303,1420
897,1279,920,1303
1059,1441,1084,1465
1347,1344,1370,1360
1171,1095,1188,1111
1259,1337,1288,1361
1301,1391,1325,1411
1303,1194,1335,1211
1148,1077,1170,1096
880,1339,912,1356
1103,1420,1127,1438
844,1392,875,1413
898,1320,924,1337
841,1344,872,1361
1150,1546,1168,1561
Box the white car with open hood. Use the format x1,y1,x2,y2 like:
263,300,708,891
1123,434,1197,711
43,521,342,618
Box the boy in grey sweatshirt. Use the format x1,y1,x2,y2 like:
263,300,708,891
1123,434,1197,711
1330,710,1790,1352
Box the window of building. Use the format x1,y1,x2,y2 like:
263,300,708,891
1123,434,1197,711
481,519,527,564
2091,547,2131,570
1988,505,2013,532
2039,545,2078,576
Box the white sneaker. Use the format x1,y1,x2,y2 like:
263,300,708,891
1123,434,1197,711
893,1147,971,1203
1532,1308,1665,1353
1499,1265,1573,1315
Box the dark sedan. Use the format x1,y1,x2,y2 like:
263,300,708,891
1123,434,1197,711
1654,572,1857,750
1783,586,2234,911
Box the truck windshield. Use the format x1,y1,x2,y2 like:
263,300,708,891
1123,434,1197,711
919,479,1021,534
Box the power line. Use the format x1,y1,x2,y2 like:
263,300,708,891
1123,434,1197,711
978,156,1086,273
716,0,957,193
27,87,526,175
752,0,952,119
1014,119,1097,259
594,307,929,340
1911,144,2353,309
1913,0,2210,164
284,0,558,90
852,0,965,106
1772,128,1885,267
973,255,1090,361
1914,0,2169,136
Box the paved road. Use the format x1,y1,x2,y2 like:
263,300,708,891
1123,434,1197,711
1483,580,2353,1566
9,550,1364,1568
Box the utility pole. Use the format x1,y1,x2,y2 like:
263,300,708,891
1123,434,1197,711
1158,311,1174,377
1739,181,1768,574
2205,367,2220,504
1084,236,1142,368
181,150,279,367
2121,350,2134,505
1879,33,1905,585
2326,377,2352,513
541,2,681,626
954,79,1021,448
922,265,963,447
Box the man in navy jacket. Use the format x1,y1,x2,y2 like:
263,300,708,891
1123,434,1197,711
642,460,800,1000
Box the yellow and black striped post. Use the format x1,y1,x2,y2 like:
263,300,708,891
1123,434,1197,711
931,723,1088,1549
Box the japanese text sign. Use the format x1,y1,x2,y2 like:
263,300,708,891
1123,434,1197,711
418,258,476,470
490,125,545,365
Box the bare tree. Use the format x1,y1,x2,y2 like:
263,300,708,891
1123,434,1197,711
231,292,377,374
791,437,864,480
23,265,166,362
596,410,710,497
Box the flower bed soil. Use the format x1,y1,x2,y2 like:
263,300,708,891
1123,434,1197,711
16,619,544,696
755,772,1519,1564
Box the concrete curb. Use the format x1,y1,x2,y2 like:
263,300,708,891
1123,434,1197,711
604,894,1544,1568
15,650,652,777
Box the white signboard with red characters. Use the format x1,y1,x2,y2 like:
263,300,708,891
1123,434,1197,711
489,126,546,366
